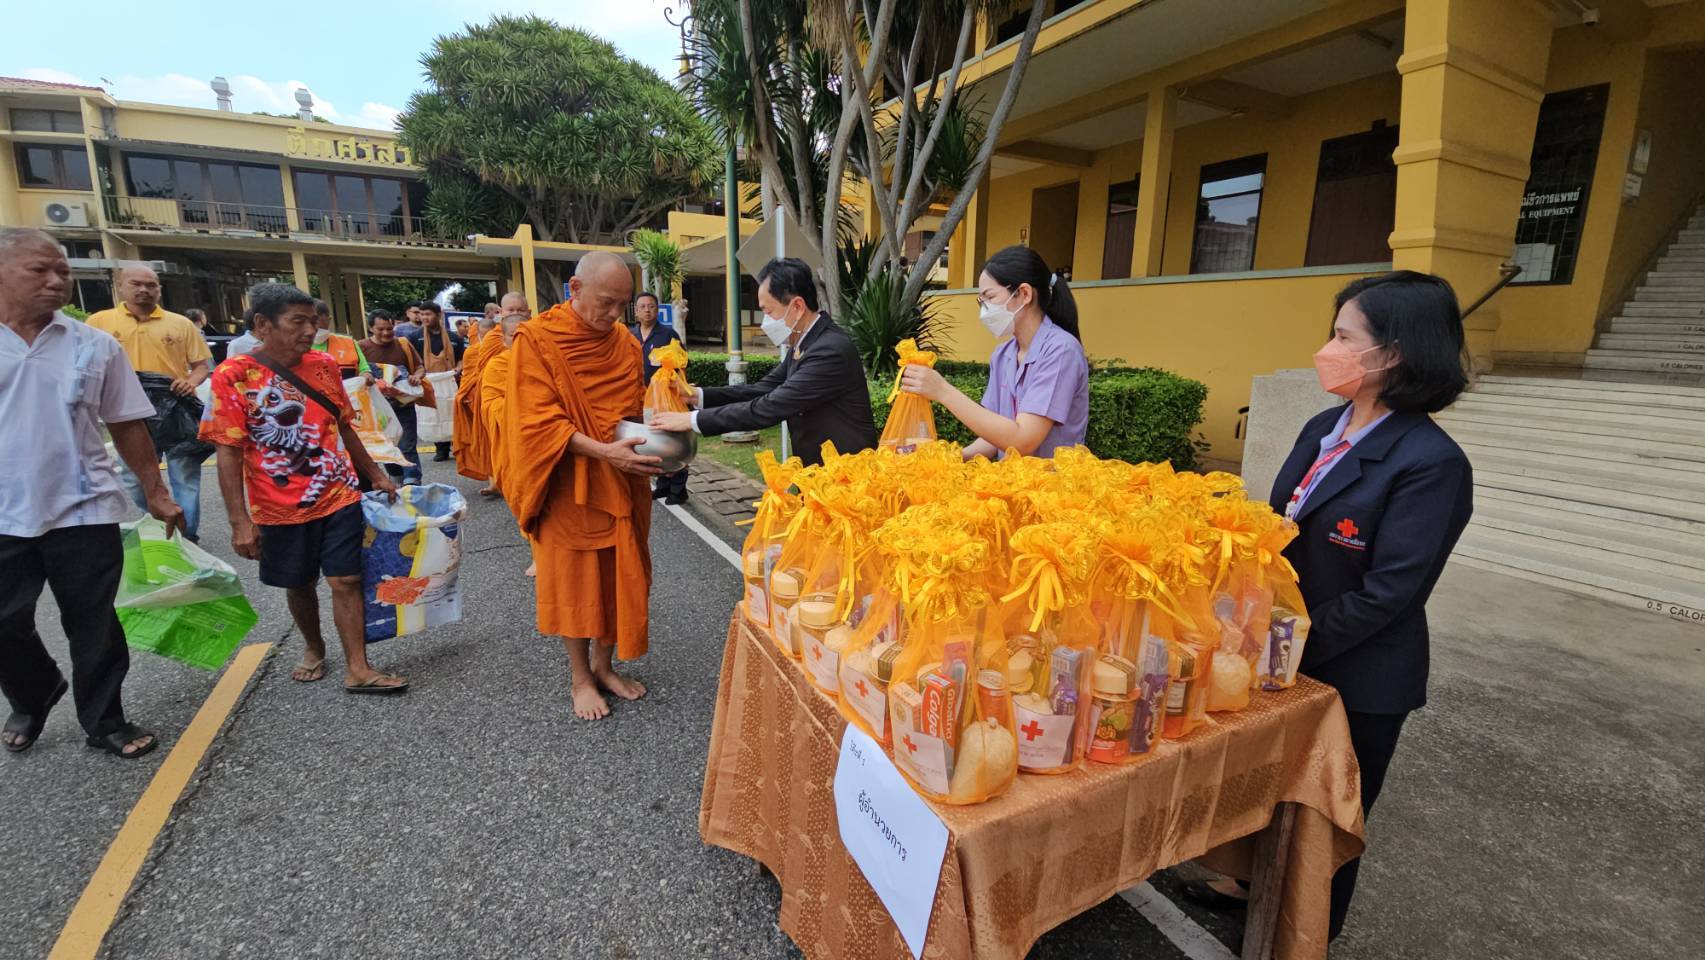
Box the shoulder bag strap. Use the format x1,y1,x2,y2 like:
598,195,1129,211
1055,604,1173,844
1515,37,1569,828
249,352,344,423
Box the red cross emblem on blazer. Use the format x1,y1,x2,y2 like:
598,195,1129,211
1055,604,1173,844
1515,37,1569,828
1336,518,1359,540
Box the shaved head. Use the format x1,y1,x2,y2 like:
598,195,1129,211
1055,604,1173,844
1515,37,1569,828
500,291,528,311
568,252,633,333
115,261,162,314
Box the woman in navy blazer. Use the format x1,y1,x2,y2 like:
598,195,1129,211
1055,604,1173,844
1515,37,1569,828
1269,271,1474,938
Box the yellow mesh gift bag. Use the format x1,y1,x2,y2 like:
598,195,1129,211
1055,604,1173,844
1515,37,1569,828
879,339,938,454
643,340,691,415
739,450,803,633
1257,521,1311,692
998,520,1100,775
878,503,1017,805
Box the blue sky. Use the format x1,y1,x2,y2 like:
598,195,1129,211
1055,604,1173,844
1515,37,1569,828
4,0,686,130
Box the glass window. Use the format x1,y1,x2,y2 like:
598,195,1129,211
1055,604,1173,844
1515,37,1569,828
125,155,174,198
371,178,404,236
15,143,90,189
11,108,82,133
1512,84,1609,285
335,175,371,233
407,181,430,232
239,165,286,231
1305,125,1399,267
1191,154,1266,274
294,171,333,231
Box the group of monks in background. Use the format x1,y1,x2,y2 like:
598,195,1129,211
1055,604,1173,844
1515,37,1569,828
450,252,663,720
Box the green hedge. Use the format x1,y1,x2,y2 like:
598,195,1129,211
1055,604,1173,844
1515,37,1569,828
688,352,1207,470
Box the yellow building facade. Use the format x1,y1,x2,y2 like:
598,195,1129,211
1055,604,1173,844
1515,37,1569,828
0,76,501,334
926,0,1705,461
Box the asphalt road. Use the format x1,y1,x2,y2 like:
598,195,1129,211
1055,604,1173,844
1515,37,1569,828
2,455,1700,959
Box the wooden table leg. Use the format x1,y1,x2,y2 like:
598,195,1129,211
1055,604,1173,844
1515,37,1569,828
1241,801,1299,960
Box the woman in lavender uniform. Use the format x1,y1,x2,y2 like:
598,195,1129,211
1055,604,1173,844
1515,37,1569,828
899,245,1089,460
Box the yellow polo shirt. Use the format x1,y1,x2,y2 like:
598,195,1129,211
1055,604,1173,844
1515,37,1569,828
86,305,213,380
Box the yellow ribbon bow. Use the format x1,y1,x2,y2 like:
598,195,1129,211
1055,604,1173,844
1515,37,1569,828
885,338,937,402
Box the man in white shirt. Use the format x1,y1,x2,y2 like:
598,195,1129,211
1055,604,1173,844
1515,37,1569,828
0,228,184,760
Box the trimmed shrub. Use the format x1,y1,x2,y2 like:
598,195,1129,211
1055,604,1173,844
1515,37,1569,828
690,352,1207,469
686,352,780,388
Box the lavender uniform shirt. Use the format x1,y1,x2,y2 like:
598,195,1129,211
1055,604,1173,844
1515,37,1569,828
980,316,1090,458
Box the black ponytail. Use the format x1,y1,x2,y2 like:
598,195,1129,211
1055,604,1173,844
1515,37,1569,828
981,244,1081,340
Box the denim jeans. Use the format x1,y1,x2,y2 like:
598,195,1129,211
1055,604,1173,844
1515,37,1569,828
385,403,423,484
119,448,206,541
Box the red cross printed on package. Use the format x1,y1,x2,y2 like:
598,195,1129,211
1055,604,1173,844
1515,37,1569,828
1021,720,1045,741
902,735,918,754
811,645,823,661
853,679,869,698
1336,518,1359,539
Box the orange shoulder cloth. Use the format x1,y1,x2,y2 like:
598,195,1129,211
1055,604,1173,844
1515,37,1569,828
503,302,645,539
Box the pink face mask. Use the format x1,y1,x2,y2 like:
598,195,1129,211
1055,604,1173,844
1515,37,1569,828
1313,339,1388,399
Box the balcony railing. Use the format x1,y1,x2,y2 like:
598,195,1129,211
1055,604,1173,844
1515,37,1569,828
104,196,466,247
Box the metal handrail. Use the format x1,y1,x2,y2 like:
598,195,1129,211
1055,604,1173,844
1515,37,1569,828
105,195,464,245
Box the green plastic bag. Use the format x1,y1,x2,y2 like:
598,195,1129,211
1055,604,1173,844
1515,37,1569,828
116,518,258,670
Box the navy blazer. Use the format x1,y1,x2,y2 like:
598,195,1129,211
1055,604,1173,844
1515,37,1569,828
1268,407,1474,715
697,313,878,465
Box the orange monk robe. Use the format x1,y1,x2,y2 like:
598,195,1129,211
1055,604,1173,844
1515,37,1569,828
451,326,505,480
478,342,514,496
506,301,652,658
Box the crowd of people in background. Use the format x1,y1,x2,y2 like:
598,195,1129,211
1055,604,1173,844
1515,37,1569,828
1,222,1475,941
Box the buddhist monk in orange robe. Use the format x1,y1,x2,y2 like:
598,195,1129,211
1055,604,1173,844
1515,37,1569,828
452,315,506,489
479,294,529,495
505,252,661,720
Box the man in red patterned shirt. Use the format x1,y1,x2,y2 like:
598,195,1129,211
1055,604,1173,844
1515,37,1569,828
201,283,408,695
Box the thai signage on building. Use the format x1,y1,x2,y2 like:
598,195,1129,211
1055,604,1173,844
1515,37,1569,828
285,125,413,166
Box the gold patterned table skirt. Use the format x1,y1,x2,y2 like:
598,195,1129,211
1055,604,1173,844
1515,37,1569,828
699,609,1366,960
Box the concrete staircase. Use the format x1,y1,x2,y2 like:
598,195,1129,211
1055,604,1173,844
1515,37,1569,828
1585,207,1705,384
1434,375,1705,627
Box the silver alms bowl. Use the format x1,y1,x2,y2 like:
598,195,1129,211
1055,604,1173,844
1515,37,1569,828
615,418,697,473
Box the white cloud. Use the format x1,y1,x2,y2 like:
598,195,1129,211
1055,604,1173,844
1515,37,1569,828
14,66,400,130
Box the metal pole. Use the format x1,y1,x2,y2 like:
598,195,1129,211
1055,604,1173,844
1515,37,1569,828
774,203,793,462
723,136,757,443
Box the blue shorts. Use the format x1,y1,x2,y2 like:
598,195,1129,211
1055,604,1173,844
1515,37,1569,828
258,501,365,589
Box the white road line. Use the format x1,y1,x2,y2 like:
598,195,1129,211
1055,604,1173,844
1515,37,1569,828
1119,882,1239,960
666,502,743,570
667,500,1231,960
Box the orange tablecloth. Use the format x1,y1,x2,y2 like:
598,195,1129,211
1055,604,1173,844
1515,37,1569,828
699,610,1365,960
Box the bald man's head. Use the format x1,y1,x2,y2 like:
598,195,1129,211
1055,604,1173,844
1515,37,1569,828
115,263,162,314
568,252,633,333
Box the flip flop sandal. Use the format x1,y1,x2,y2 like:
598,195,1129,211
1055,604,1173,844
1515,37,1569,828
3,676,69,753
292,660,327,683
344,674,409,696
85,722,159,760
1181,877,1250,911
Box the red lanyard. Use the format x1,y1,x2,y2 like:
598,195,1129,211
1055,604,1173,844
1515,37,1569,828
1285,439,1351,521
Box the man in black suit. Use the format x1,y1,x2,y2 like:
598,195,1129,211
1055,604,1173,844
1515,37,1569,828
649,257,877,466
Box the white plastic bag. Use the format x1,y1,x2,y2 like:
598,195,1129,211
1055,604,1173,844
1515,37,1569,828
343,376,409,464
415,371,458,443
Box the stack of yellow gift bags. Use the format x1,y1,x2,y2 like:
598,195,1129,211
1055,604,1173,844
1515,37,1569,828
738,417,1314,805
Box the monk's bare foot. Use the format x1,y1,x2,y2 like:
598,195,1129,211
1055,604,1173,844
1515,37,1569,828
525,561,536,578
571,680,610,720
595,667,646,702
479,485,500,498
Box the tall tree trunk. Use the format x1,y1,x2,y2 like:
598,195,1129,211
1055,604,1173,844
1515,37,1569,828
818,0,898,313
903,1,1048,310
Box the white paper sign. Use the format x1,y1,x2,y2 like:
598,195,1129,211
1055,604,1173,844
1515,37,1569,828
833,726,950,960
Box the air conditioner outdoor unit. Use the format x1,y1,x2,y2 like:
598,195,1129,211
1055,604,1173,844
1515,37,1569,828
43,201,90,228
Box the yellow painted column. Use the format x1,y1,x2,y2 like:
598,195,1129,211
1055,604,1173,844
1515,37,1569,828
1073,161,1111,280
949,173,990,289
1131,86,1176,278
1390,0,1553,372
290,252,310,292
515,224,539,314
279,162,302,231
344,272,367,336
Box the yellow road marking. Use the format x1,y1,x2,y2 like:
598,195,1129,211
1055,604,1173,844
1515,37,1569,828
48,642,273,960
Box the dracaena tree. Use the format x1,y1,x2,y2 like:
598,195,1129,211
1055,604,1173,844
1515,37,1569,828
682,0,1049,314
400,14,722,302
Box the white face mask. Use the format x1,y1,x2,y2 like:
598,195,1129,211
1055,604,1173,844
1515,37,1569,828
761,302,799,348
979,290,1021,340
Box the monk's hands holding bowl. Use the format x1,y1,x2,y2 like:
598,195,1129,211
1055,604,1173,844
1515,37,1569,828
648,411,694,434
605,435,665,476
